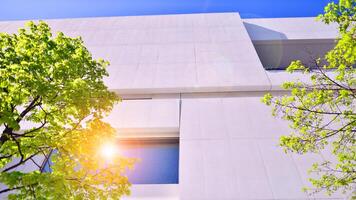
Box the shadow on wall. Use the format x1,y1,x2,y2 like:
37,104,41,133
243,22,335,70
243,22,288,41
243,22,286,70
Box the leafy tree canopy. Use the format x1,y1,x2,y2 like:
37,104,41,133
0,21,134,199
263,0,355,197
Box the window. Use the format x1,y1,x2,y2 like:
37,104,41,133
41,138,179,185
119,139,179,184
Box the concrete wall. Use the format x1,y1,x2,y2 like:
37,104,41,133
0,13,346,199
179,96,343,200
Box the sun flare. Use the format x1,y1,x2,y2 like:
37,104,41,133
100,143,118,159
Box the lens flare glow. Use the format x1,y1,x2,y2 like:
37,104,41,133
100,143,118,159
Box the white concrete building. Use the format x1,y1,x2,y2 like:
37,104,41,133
0,13,345,199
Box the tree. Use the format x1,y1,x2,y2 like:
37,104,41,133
263,0,355,197
0,21,135,199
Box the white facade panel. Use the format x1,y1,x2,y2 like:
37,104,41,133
0,13,272,94
179,140,206,200
122,185,179,200
230,139,274,199
266,70,313,90
258,139,308,199
180,97,290,140
103,99,180,137
180,97,344,200
0,13,346,200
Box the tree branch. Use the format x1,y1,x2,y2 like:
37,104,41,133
0,186,24,194
10,135,24,163
0,154,13,160
2,152,41,172
16,96,41,123
30,157,41,170
15,106,49,139
314,60,353,92
274,101,351,116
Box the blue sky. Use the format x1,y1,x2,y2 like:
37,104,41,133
1,0,331,21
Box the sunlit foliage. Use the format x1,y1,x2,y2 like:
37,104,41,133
263,0,355,197
0,21,134,199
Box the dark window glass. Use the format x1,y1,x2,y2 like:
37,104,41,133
119,139,179,184
41,139,179,184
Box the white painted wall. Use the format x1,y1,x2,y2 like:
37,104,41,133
0,13,345,200
0,13,271,94
103,99,180,138
180,96,344,200
122,184,179,200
